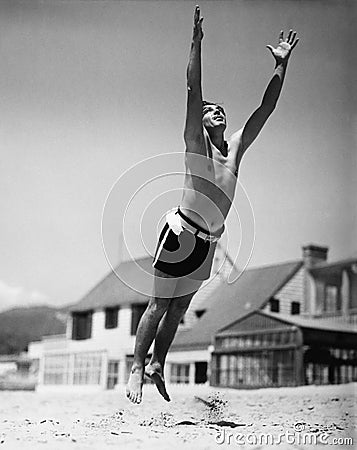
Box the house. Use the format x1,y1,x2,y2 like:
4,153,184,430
169,245,357,387
29,244,357,391
29,246,231,391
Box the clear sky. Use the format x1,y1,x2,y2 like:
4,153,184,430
0,0,356,310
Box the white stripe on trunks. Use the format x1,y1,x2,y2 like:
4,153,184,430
152,226,171,267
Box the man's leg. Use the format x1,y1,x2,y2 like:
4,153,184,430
126,269,177,404
145,277,202,400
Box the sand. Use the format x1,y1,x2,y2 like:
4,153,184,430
0,383,355,449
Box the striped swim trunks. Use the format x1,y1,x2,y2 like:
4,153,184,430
152,206,224,280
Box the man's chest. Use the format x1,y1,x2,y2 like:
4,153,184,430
185,148,238,202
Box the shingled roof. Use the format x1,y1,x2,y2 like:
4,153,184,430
171,260,303,350
71,256,154,312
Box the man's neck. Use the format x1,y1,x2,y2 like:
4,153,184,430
206,128,226,154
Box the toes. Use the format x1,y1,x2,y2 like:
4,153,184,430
126,389,136,403
162,386,170,402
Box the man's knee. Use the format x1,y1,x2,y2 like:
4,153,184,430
169,294,195,316
147,297,170,316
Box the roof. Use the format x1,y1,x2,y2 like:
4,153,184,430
71,256,154,312
310,256,357,276
261,311,357,333
171,260,303,350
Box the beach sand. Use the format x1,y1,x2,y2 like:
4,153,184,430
0,383,355,449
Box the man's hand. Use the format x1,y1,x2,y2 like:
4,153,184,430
192,5,204,42
267,30,299,65
235,30,299,156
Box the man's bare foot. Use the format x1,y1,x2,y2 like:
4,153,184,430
145,363,170,402
126,366,144,404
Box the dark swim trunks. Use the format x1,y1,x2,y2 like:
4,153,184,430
152,206,224,280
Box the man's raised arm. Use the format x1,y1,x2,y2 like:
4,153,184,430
184,6,205,153
234,30,299,155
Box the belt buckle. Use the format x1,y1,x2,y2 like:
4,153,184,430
197,230,208,241
195,228,214,242
204,233,213,242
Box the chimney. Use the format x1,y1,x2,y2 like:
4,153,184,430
302,244,328,317
302,244,329,268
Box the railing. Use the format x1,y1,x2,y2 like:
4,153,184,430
41,334,67,341
309,314,357,327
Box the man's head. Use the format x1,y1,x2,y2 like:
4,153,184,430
202,101,226,131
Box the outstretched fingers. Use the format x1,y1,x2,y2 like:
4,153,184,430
286,30,299,49
278,30,284,43
194,5,200,24
291,35,299,49
192,5,204,40
290,31,297,43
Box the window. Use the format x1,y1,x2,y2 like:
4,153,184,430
170,363,190,384
253,335,260,346
72,311,93,340
217,350,296,388
219,355,228,385
43,354,70,385
291,301,300,315
131,303,148,335
324,285,341,313
195,309,206,318
270,298,280,313
105,307,119,329
43,351,104,386
73,352,102,385
107,360,119,389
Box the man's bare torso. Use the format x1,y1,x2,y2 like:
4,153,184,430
181,130,242,233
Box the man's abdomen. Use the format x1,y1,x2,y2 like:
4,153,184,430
180,183,233,234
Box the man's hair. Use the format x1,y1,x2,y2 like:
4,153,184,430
202,101,226,117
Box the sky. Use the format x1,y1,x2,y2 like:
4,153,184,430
0,0,356,311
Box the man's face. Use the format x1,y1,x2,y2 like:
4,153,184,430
202,103,227,130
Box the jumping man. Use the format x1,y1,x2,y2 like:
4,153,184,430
126,6,299,403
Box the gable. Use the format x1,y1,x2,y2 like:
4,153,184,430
218,311,292,336
275,266,304,303
262,266,305,314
